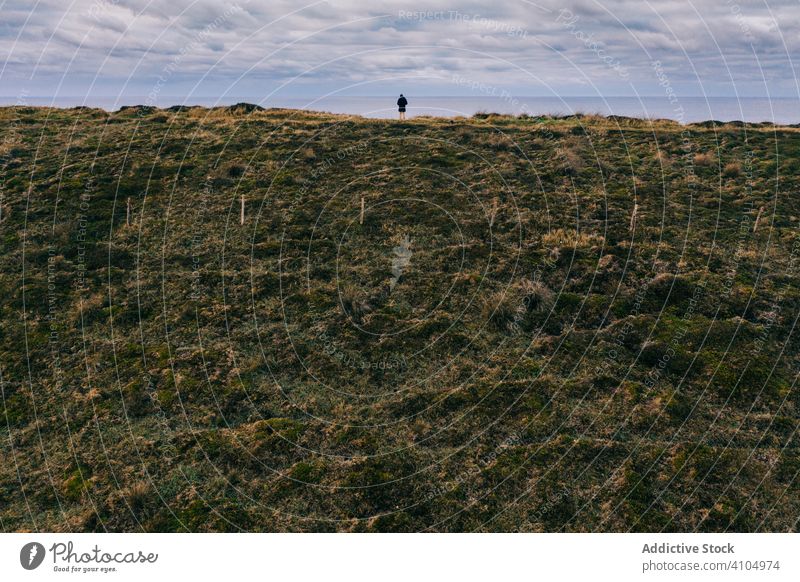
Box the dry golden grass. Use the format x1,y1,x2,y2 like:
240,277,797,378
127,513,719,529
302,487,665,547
694,152,715,166
542,228,605,248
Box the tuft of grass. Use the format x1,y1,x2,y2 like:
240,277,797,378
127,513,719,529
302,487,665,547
694,152,715,166
520,279,554,313
723,161,741,177
542,228,605,249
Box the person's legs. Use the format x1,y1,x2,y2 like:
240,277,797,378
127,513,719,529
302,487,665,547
399,111,406,120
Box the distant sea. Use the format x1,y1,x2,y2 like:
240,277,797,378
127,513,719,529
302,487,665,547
4,95,799,125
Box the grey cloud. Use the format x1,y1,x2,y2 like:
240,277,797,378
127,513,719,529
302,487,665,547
0,0,798,98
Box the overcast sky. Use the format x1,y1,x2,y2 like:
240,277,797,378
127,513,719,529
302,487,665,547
1,0,799,104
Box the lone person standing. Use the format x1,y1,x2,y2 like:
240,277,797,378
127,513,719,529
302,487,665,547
397,94,408,120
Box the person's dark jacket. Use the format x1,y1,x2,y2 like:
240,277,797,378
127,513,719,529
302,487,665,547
397,96,408,110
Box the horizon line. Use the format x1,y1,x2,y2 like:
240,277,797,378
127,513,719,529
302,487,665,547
1,95,797,100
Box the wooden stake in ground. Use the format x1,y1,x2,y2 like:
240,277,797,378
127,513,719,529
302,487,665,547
630,203,638,232
126,197,131,226
753,206,764,233
240,194,245,226
360,196,365,225
489,197,498,228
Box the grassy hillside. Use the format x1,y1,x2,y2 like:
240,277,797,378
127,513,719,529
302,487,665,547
1,105,798,532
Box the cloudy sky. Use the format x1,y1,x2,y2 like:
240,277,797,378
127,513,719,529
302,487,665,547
1,0,798,104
